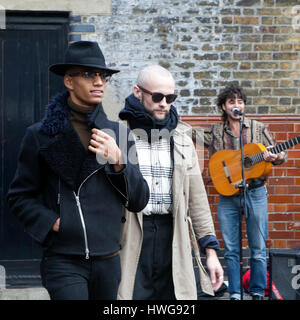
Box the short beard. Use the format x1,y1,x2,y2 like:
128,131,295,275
141,93,169,120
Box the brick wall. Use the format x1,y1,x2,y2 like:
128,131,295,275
182,114,300,250
71,0,300,117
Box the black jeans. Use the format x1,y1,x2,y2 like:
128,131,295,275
133,214,176,300
40,253,121,300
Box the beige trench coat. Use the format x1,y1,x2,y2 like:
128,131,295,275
118,121,216,300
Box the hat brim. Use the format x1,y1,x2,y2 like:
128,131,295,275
49,63,120,76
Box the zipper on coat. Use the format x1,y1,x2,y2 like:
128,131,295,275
73,166,129,259
74,192,90,259
72,168,102,260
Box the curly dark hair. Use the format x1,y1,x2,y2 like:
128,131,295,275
217,85,247,122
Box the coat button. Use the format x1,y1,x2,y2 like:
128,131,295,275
121,216,126,223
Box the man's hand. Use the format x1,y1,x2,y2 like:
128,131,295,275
88,128,124,172
205,248,224,292
263,148,284,164
52,218,60,232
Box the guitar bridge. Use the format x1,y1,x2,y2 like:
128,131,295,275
222,160,232,184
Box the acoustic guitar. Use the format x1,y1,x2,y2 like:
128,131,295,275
208,135,300,196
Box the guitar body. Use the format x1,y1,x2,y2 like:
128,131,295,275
209,143,272,196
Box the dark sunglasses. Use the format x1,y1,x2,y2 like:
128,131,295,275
137,85,177,104
67,71,111,82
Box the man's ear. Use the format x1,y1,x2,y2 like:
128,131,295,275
133,85,142,100
64,74,74,91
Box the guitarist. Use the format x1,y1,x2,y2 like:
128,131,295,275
196,85,287,300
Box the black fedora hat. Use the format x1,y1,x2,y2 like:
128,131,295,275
49,41,120,76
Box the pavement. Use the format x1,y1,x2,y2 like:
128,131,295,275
0,287,50,300
198,280,267,301
0,281,266,301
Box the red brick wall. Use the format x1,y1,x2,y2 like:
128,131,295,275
182,115,300,250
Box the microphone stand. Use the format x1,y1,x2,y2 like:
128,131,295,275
237,114,248,301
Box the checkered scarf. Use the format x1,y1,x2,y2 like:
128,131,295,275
135,136,173,215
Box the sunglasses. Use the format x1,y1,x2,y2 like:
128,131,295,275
67,71,112,82
137,85,177,104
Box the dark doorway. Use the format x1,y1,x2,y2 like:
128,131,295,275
0,11,69,287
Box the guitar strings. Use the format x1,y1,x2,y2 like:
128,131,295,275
248,135,300,166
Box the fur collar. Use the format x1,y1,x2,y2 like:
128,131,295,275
38,91,109,136
38,91,111,191
39,91,70,136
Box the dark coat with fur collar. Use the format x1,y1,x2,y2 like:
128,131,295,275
7,92,149,257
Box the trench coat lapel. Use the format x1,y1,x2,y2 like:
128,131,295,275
172,130,193,218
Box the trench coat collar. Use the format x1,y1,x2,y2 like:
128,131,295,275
172,124,194,218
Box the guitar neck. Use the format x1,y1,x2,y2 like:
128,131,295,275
250,135,300,165
269,135,300,154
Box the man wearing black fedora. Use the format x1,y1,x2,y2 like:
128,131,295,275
7,41,149,300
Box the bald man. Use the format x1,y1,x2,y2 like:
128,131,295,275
117,65,223,300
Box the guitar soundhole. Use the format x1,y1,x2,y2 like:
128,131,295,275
244,157,253,168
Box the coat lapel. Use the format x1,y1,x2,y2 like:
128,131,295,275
172,129,193,218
